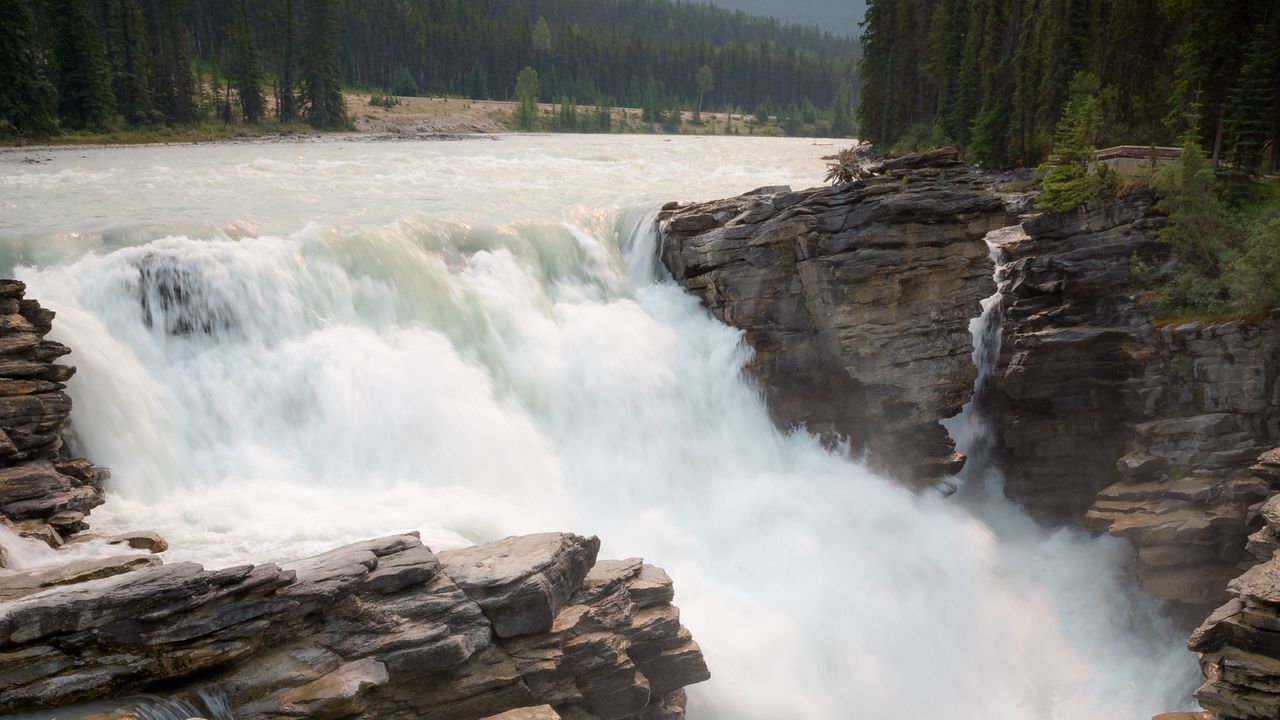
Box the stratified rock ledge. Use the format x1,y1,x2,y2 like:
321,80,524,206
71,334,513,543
657,147,1007,485
1191,454,1280,720
0,531,709,720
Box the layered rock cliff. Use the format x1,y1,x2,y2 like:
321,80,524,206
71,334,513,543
0,282,709,719
989,194,1280,616
1190,448,1280,720
657,148,1007,484
0,280,109,548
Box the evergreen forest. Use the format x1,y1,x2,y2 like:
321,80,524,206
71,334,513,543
0,0,858,138
857,0,1280,173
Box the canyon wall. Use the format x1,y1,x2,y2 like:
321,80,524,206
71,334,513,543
991,196,1280,616
660,156,1280,717
657,148,1007,485
0,281,709,720
1190,448,1280,720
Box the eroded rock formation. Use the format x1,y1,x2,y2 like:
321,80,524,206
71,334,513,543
990,193,1280,616
1190,449,1280,720
0,280,109,548
657,148,1007,484
0,532,709,719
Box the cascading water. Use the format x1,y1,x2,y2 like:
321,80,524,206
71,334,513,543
0,137,1198,719
0,525,57,570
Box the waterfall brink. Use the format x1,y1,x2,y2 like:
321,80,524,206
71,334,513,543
3,138,1200,719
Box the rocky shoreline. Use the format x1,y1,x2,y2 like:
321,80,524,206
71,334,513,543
0,283,708,719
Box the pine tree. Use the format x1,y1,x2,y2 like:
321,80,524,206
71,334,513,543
106,0,154,125
830,83,852,137
468,60,488,100
1222,22,1278,180
227,0,265,124
49,0,117,130
300,0,346,129
1036,72,1115,212
514,66,539,130
393,66,418,97
149,0,197,124
0,0,58,136
277,0,298,123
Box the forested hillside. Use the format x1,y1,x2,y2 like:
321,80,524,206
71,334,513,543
700,0,865,35
857,0,1280,171
0,0,858,138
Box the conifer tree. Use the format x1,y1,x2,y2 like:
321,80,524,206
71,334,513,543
149,0,197,124
49,0,117,130
106,0,154,125
1223,22,1278,179
1036,73,1115,212
468,60,488,100
514,66,539,130
300,0,346,129
277,0,298,123
227,0,264,124
0,0,58,135
393,66,417,97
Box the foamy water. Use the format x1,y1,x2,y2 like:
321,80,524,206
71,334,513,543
0,135,1196,719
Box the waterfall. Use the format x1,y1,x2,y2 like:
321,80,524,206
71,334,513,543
0,524,58,571
2,138,1199,719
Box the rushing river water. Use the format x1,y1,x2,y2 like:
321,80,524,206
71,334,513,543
0,135,1196,719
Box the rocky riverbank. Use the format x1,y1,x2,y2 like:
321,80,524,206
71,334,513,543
0,281,709,719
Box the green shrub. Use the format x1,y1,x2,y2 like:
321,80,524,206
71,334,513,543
1035,73,1118,212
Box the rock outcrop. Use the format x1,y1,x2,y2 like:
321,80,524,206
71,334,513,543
990,190,1170,523
0,280,108,548
1190,451,1280,720
0,531,709,720
1084,320,1280,614
657,148,1007,484
991,192,1280,615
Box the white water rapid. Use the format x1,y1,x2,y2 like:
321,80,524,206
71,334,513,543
1,136,1197,719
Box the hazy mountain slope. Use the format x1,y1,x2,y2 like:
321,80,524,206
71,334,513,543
700,0,865,35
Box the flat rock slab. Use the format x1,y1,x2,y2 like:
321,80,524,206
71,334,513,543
440,533,600,638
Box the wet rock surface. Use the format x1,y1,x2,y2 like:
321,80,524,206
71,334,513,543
657,147,1006,485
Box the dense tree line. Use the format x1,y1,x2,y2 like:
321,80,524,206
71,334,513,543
857,0,1280,171
1,0,858,138
0,0,346,133
186,0,856,114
